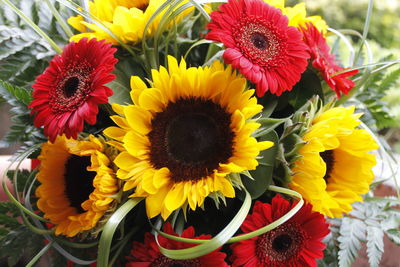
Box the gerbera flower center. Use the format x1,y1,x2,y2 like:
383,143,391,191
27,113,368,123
272,234,292,252
233,16,287,68
50,62,93,113
320,150,335,183
251,32,269,50
63,77,80,98
148,98,234,182
256,223,306,263
151,255,201,267
64,155,95,213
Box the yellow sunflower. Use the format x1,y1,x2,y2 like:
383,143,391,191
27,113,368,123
68,0,193,45
290,106,379,218
264,0,328,35
36,135,119,237
104,56,273,220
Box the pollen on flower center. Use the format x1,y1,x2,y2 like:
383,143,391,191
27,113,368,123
63,77,80,98
64,155,95,213
320,150,335,183
148,98,234,182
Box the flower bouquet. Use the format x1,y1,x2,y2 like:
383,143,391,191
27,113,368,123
0,0,399,266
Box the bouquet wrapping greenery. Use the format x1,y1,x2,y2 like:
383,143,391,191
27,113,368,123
0,0,399,266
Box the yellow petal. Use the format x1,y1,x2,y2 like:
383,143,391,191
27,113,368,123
164,183,186,212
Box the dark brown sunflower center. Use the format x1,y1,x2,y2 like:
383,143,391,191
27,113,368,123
166,114,219,163
256,223,306,264
124,0,149,11
64,155,95,213
251,32,269,50
137,3,149,11
148,98,234,182
151,255,201,267
234,16,287,68
320,150,335,183
63,76,80,98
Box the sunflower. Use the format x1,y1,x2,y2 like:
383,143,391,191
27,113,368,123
104,56,273,220
68,0,192,45
301,23,358,97
230,194,330,267
206,0,310,97
36,135,119,237
29,38,117,142
290,106,379,217
127,223,229,266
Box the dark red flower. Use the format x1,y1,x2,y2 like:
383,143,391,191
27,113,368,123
206,0,309,97
230,194,330,267
126,223,229,267
301,23,358,97
29,38,117,142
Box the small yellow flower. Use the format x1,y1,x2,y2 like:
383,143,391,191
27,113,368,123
36,135,119,237
68,0,193,44
104,56,273,220
264,0,328,35
290,106,379,217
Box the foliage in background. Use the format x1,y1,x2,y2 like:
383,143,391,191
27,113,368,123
0,0,69,148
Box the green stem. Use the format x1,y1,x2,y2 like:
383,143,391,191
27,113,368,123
354,0,374,64
153,186,303,245
108,227,138,267
26,240,55,267
1,165,48,222
97,198,144,267
1,0,62,54
44,0,74,38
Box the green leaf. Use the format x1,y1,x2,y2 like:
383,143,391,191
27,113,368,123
385,229,400,245
0,80,44,146
0,226,43,267
107,77,131,106
254,117,289,138
243,131,279,199
0,80,32,106
288,69,324,109
378,68,400,93
366,226,384,267
157,189,252,260
0,26,36,61
107,58,145,106
7,169,36,194
0,214,20,229
97,198,143,267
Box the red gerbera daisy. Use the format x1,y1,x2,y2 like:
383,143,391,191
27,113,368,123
206,0,309,97
126,223,229,267
230,194,330,267
301,23,358,97
29,38,117,142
